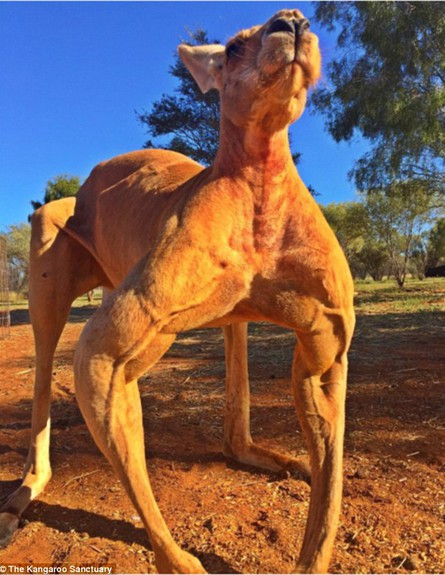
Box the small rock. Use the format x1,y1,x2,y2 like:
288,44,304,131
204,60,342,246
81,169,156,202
344,531,360,546
404,556,419,571
353,467,368,479
258,510,269,522
392,555,419,571
266,527,279,543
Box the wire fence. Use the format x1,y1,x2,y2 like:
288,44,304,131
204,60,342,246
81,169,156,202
0,236,11,338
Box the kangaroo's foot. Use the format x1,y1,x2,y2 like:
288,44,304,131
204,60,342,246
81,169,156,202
223,440,311,484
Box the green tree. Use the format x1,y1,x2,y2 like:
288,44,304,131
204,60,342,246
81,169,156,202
322,202,367,258
137,29,303,170
322,202,368,277
322,201,390,280
1,224,31,293
312,2,445,192
410,232,431,280
362,181,440,287
425,218,445,268
138,30,221,166
30,174,82,217
356,241,389,282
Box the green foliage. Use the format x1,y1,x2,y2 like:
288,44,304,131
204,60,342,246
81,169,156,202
356,242,389,282
426,218,445,268
321,201,366,258
321,201,389,280
360,181,441,286
312,2,445,192
410,232,430,280
30,174,82,218
1,224,31,292
321,180,442,285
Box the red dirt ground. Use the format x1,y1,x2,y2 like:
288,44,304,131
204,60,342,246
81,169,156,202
0,300,444,574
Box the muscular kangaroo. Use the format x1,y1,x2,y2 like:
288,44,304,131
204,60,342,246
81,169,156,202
1,9,354,573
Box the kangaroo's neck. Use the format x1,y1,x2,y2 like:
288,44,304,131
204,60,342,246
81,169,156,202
212,116,298,191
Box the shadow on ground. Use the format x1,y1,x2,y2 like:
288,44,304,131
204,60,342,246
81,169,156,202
10,306,99,326
0,488,238,574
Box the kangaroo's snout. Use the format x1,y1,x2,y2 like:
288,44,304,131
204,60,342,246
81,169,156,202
266,17,310,37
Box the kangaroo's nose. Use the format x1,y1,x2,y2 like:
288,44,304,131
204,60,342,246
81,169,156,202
297,18,310,35
267,17,310,36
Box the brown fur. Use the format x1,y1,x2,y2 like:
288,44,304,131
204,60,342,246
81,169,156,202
0,9,354,573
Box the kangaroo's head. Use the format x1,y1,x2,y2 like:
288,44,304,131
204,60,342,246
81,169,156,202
178,9,321,134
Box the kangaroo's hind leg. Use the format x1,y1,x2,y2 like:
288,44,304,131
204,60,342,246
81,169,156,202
293,310,355,573
0,199,108,547
222,322,311,482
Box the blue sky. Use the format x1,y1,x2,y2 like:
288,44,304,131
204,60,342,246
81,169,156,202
0,1,368,228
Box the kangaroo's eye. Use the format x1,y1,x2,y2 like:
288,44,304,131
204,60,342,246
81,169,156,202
226,40,244,60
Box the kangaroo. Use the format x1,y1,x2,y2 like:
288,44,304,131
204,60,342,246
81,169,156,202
1,9,354,573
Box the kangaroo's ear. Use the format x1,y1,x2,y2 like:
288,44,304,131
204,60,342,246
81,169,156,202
178,44,226,93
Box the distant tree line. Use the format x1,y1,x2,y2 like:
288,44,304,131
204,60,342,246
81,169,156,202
322,188,445,286
1,223,31,294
